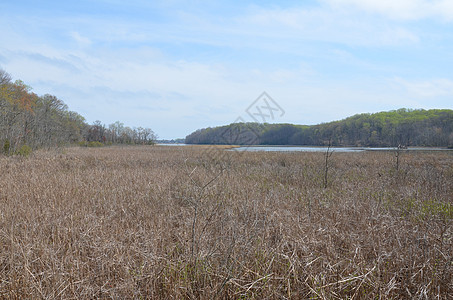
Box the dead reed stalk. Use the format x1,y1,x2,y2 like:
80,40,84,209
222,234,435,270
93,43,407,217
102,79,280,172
0,146,451,298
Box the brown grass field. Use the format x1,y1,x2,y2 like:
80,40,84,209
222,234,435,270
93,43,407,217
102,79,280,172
0,145,452,299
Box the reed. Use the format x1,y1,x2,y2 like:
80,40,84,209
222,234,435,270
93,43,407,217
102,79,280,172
0,146,451,298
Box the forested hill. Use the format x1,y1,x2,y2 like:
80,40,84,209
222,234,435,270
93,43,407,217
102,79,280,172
185,109,453,147
1,68,156,155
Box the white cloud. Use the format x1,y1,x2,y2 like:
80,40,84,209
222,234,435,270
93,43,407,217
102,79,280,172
70,31,92,47
1,1,452,138
394,77,453,97
239,6,420,47
325,0,453,21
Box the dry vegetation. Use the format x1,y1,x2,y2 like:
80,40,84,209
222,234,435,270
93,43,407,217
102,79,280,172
0,145,452,299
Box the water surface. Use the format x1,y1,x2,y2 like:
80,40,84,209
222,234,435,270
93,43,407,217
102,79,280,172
231,146,451,153
158,144,451,153
232,146,363,153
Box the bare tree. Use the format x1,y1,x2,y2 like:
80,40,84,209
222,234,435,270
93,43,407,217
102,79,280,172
395,144,407,171
108,121,124,144
1,69,157,151
0,69,12,85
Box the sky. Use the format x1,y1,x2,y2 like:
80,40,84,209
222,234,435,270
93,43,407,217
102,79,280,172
1,0,452,139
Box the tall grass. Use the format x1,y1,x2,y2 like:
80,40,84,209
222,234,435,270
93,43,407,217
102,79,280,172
0,146,451,298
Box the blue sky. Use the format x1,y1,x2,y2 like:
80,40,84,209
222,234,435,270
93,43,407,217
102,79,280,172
1,0,452,139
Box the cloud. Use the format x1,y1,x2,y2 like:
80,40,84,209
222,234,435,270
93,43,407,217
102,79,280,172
1,1,452,138
238,6,420,47
24,52,82,73
324,0,453,21
70,31,92,46
394,77,453,97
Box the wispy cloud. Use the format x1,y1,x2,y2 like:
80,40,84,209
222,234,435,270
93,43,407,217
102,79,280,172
240,6,420,47
0,1,452,138
324,0,453,21
394,77,453,98
70,32,92,47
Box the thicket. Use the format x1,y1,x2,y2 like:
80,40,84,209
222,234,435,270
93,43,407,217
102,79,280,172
185,109,453,147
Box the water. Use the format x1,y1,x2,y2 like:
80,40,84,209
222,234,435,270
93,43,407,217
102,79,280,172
231,146,452,153
232,146,363,153
157,144,451,152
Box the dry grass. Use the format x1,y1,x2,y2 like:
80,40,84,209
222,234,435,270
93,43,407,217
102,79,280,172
0,145,452,299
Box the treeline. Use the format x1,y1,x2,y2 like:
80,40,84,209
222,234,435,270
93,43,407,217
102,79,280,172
185,108,453,147
156,138,185,144
0,69,156,154
85,120,156,146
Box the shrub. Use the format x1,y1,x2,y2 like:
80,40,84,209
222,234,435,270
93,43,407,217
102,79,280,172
88,141,104,147
15,144,32,157
2,139,10,155
78,141,104,147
